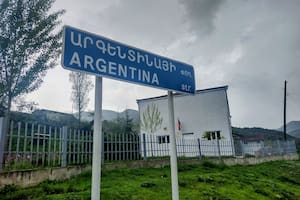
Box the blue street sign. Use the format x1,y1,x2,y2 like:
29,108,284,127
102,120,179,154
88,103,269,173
61,26,195,94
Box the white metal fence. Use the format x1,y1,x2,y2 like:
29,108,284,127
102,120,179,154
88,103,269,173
140,134,235,159
0,118,141,171
0,120,93,170
235,139,297,157
0,117,298,171
103,133,140,161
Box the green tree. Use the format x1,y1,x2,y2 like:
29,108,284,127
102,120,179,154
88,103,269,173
124,109,133,135
102,111,138,136
0,0,65,121
103,119,123,135
69,72,93,127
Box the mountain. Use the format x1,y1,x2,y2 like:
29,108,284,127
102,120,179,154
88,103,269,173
80,110,119,122
119,109,139,122
232,127,295,140
287,129,300,138
11,109,79,127
78,109,139,123
277,121,300,138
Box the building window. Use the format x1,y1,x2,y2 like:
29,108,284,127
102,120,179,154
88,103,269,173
212,132,216,140
216,131,221,139
158,135,170,144
203,131,221,140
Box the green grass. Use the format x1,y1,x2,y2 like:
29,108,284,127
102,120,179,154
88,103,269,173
1,160,299,200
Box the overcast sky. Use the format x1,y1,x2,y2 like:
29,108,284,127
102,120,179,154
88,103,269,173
25,0,300,129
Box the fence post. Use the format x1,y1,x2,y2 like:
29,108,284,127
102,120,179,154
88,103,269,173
240,140,245,157
0,117,7,171
197,138,202,160
217,139,221,160
102,132,105,164
142,134,147,160
61,126,68,167
277,140,282,155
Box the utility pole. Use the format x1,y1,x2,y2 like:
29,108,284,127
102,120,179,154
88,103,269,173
283,80,287,141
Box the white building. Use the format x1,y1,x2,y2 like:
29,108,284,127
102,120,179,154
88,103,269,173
137,86,235,157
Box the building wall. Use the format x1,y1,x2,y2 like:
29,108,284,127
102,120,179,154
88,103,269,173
137,87,234,156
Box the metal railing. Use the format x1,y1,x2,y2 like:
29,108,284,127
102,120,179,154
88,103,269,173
103,133,140,161
0,120,94,170
0,118,298,171
235,139,297,157
140,134,235,159
0,118,141,170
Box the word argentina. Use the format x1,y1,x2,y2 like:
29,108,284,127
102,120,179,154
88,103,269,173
68,32,177,85
62,26,195,93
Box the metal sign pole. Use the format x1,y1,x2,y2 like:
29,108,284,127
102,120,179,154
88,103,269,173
62,26,195,200
91,76,103,200
168,91,179,200
62,26,195,95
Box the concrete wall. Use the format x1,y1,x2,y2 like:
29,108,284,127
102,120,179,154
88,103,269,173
219,153,299,165
103,153,299,169
0,165,91,188
1,153,298,189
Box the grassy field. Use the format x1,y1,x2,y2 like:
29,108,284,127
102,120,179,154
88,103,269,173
0,160,299,200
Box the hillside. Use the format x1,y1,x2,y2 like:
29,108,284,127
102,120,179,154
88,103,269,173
10,109,79,127
232,127,294,140
277,121,300,138
10,109,139,128
78,109,139,123
119,109,139,122
78,110,119,122
286,129,300,138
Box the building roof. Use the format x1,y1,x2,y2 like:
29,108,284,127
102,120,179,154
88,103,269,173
136,85,228,103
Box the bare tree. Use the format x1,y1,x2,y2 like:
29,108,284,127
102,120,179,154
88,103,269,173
69,72,93,126
15,97,38,113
